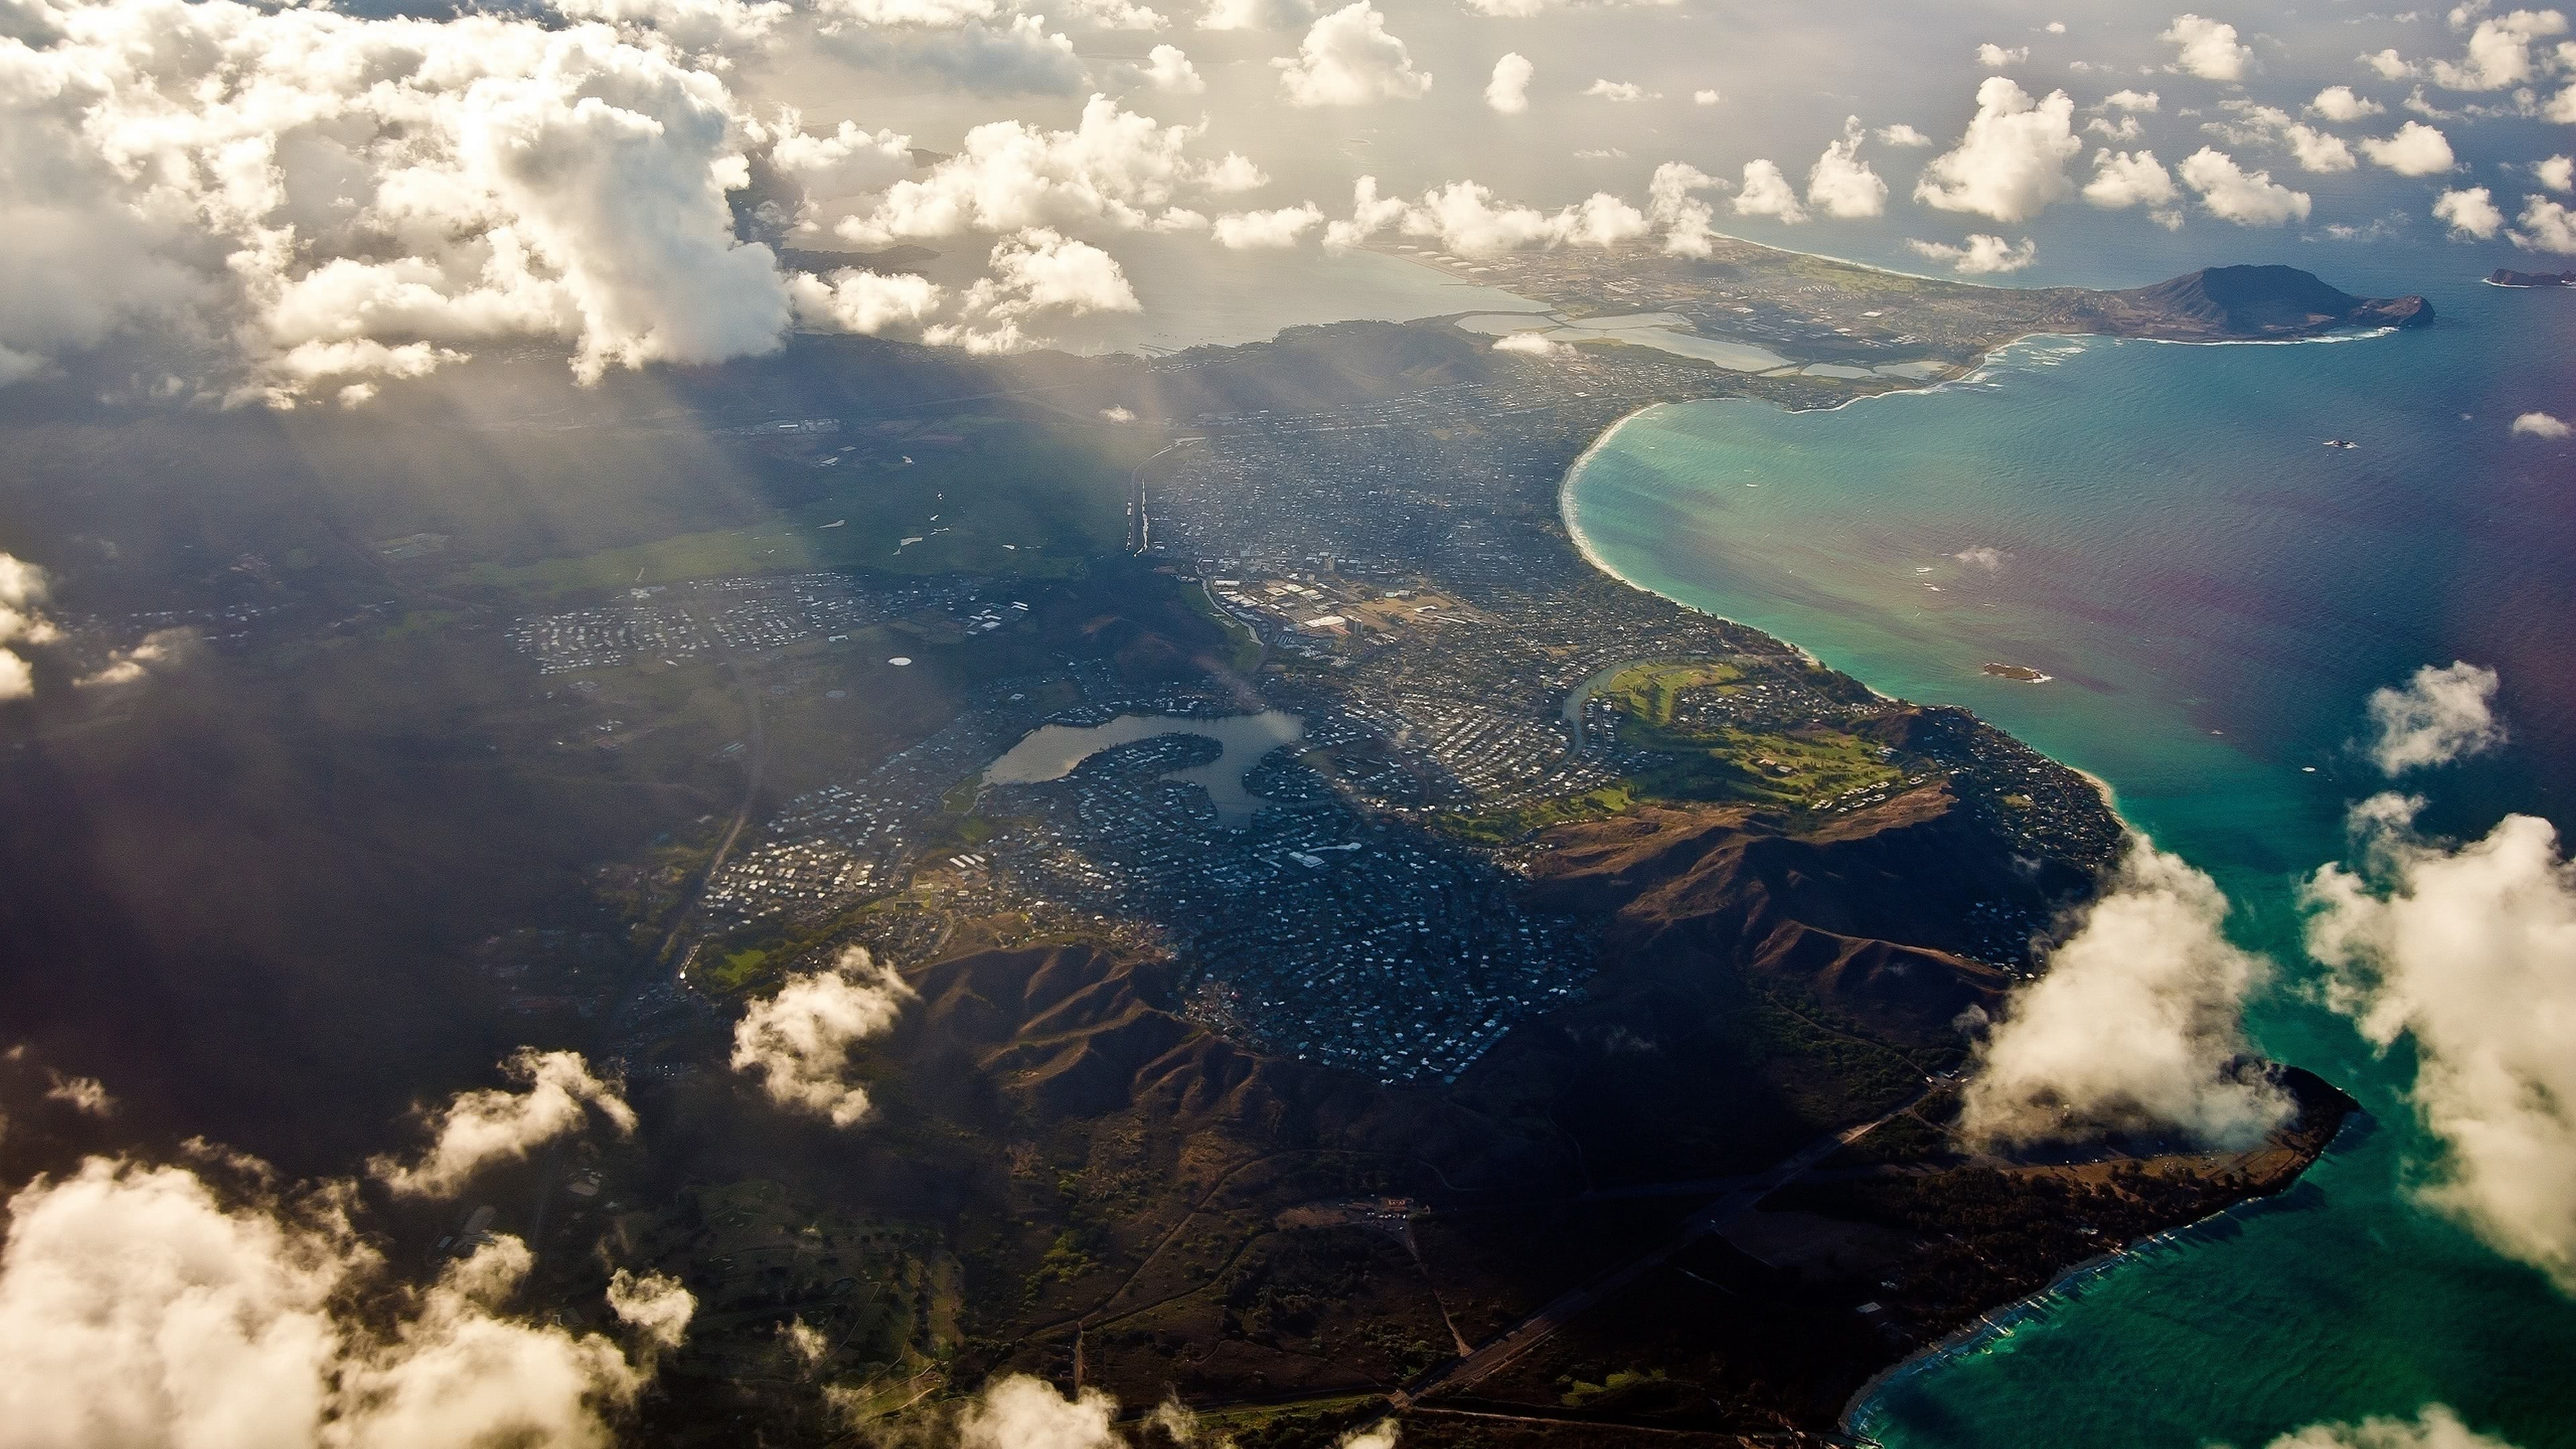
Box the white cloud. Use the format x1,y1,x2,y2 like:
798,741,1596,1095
1957,838,2294,1149
555,0,790,51
1321,174,1411,249
1876,123,1933,146
959,1375,1120,1449
2538,155,2575,191
0,552,59,702
2285,125,2357,172
2047,19,2067,33
1733,159,1810,223
1212,203,1324,247
1486,52,1534,114
2106,87,2163,111
368,1050,636,1199
2361,120,2458,174
1273,3,1432,107
2091,114,2146,141
2514,410,2573,436
1056,0,1170,28
0,0,810,400
833,96,1230,243
74,627,190,689
1806,118,1888,218
42,1073,115,1116
1977,42,2029,66
729,947,912,1127
0,1157,659,1449
815,0,1002,25
2434,185,2507,237
1142,43,1206,92
1584,78,1652,102
2428,9,2567,89
2512,195,2576,250
2306,797,2576,1292
1915,77,2084,223
2548,83,2576,121
2364,661,2508,774
2180,146,2312,225
1647,160,1725,256
2365,47,2420,79
1197,0,1314,29
789,269,945,335
1906,233,2038,274
2262,1405,2524,1449
2312,84,2387,120
604,1269,696,1352
1393,180,1645,255
1490,331,1572,358
2163,13,2253,80
1693,88,1723,106
767,115,915,218
2086,148,2180,208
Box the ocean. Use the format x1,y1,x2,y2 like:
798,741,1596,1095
1560,280,2576,1448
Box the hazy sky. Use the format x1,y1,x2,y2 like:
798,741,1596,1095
5,0,2572,400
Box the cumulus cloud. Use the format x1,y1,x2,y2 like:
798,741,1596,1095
1584,79,1653,103
1957,838,2294,1150
1212,204,1324,247
0,552,60,701
369,1050,636,1199
2363,661,2507,774
1142,43,1205,92
1977,42,2029,66
1806,118,1889,218
2312,84,2386,120
1491,331,1572,358
1387,181,1646,256
768,115,915,213
789,269,946,335
2085,148,2180,209
2539,155,2576,191
2180,147,2311,225
2512,196,2576,251
1486,52,1534,114
1321,174,1412,249
1056,0,1171,28
833,95,1234,243
2361,121,2459,174
1915,78,2083,223
958,1375,1120,1449
730,947,912,1127
70,628,189,688
2163,13,2253,80
2364,47,2419,80
1,0,806,399
2434,186,2506,237
1694,88,1723,105
2428,9,2567,89
2106,87,2163,111
2261,1405,2523,1449
2306,797,2576,1292
1647,161,1726,256
1733,160,1811,223
1273,4,1432,107
0,1156,658,1448
1907,234,2037,274
42,1072,115,1116
1197,0,1315,29
1876,123,1934,146
2513,410,2573,436
604,1269,696,1352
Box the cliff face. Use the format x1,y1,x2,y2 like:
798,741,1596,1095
2489,268,2576,286
2065,263,2433,337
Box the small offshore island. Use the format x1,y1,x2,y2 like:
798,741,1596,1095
0,235,2415,1447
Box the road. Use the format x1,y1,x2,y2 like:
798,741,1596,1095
1126,440,1185,553
1395,1090,1927,1408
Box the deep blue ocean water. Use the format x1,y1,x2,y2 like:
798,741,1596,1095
1561,280,2576,1448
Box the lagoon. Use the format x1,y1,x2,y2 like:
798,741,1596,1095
984,710,1305,827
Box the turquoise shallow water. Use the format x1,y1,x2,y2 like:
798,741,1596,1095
1562,282,2576,1448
